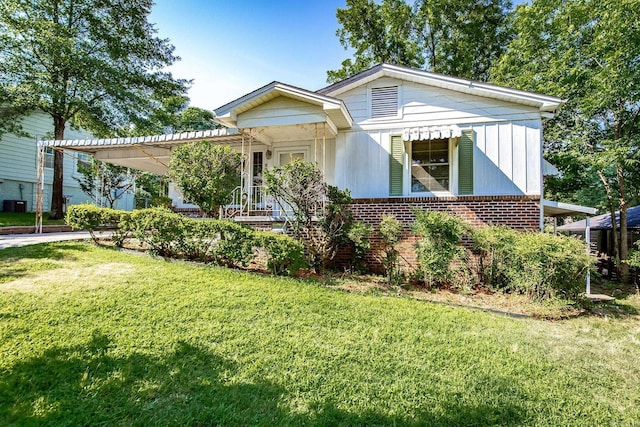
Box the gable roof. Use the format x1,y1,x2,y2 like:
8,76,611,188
558,205,640,231
318,63,564,113
214,81,353,129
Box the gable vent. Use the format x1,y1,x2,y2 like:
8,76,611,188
371,86,398,118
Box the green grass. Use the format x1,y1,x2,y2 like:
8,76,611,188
1,242,639,426
0,212,65,227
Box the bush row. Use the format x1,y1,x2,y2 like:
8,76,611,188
66,205,305,276
409,210,593,303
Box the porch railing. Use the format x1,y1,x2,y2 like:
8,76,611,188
222,185,324,220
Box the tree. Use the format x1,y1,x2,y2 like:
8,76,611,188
0,0,188,218
491,0,640,282
169,142,241,217
124,95,218,136
328,0,513,83
75,157,135,209
264,160,354,271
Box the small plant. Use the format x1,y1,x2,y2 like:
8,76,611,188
257,232,306,276
379,215,403,285
347,221,373,273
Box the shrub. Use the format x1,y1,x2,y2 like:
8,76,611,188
628,241,640,269
265,160,354,271
66,204,104,242
473,226,592,302
100,208,130,247
150,196,173,209
379,215,403,285
65,204,128,244
128,208,193,257
412,210,469,288
199,220,257,267
257,231,306,276
347,221,373,272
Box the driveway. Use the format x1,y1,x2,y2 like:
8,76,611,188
0,231,111,250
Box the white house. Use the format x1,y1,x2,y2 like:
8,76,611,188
0,112,134,213
40,63,594,229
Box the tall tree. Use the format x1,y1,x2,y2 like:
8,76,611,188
124,95,218,136
0,0,189,218
328,0,513,83
491,0,640,282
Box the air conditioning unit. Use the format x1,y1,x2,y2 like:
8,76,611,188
3,200,27,213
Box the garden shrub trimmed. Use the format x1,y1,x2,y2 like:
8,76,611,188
256,231,306,276
66,205,304,275
473,226,592,302
412,209,470,288
66,204,129,245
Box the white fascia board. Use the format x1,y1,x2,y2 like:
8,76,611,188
214,81,353,130
542,199,598,217
322,63,564,113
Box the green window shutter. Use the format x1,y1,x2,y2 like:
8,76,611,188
389,134,404,196
458,130,474,195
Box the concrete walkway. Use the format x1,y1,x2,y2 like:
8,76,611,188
0,231,112,250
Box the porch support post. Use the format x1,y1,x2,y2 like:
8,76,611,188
586,216,591,295
35,142,45,234
240,132,245,216
322,122,326,178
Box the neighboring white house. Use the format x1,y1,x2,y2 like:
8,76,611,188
40,63,595,228
0,112,134,213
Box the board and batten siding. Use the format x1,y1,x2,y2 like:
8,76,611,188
332,76,543,198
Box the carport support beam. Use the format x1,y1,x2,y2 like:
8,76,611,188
586,217,591,295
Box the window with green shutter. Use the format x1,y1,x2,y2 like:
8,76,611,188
389,135,404,196
457,129,474,195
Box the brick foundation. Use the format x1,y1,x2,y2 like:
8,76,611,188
349,195,541,273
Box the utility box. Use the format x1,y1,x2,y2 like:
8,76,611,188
3,200,27,213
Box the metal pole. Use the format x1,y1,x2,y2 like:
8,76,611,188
586,217,591,295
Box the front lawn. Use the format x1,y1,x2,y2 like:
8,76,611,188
1,242,639,426
0,212,65,227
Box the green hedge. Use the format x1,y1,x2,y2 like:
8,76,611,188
66,204,130,246
473,226,592,302
65,205,305,275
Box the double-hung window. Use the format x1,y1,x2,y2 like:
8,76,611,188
410,138,450,193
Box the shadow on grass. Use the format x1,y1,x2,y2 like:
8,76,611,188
0,332,527,426
0,242,82,261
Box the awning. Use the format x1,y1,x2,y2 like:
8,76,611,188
402,125,462,141
542,199,597,217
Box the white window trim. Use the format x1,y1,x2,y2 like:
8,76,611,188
274,147,309,167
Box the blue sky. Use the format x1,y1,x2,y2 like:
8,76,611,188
150,0,350,111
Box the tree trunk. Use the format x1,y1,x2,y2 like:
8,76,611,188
598,170,620,269
617,164,630,283
49,115,66,219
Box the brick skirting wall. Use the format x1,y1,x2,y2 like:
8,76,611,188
346,195,541,273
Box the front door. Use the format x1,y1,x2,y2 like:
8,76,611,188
251,151,264,206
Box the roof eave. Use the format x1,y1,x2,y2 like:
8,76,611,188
319,63,564,113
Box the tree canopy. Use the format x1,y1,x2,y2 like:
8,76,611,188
328,0,513,83
169,143,241,217
0,0,189,218
491,0,640,281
